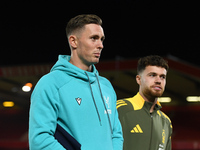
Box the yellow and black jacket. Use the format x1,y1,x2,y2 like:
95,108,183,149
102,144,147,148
117,93,172,150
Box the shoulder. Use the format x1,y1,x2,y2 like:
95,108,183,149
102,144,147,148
98,76,112,86
33,71,72,94
160,111,171,122
42,70,73,84
35,72,60,88
158,110,172,128
97,75,116,93
117,94,144,111
117,98,135,116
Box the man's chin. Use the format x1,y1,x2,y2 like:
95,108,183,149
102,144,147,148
152,92,163,98
93,58,100,64
150,89,164,97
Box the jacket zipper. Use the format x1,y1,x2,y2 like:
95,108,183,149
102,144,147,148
149,114,153,150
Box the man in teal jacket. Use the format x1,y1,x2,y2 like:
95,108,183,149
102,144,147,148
117,55,172,150
29,14,123,150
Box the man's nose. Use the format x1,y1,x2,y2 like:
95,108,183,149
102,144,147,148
98,41,104,49
155,76,161,83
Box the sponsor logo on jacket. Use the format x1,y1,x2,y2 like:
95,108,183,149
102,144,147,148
104,96,111,114
130,124,143,133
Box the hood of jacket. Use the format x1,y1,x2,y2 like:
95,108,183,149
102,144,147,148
50,55,99,83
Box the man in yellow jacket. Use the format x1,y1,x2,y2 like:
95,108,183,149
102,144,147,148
117,55,172,150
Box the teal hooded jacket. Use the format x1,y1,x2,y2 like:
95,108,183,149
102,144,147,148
29,55,123,150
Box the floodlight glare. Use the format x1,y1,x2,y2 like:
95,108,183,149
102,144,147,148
158,97,171,103
22,83,33,92
186,96,200,102
3,101,15,107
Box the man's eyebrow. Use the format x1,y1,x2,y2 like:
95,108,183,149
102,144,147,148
160,74,167,77
90,34,105,41
148,72,157,75
101,35,105,41
90,34,103,38
148,72,166,76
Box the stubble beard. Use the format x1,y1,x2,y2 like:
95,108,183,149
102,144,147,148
143,86,164,102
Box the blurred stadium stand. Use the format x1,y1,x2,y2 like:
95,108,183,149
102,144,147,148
0,56,200,149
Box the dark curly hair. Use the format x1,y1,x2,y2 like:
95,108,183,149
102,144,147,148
137,55,169,74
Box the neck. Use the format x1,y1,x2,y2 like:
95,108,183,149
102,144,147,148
139,91,158,113
150,99,158,113
69,56,93,72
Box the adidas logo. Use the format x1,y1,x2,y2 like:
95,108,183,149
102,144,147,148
131,124,143,133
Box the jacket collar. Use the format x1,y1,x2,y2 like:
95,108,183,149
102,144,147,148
131,92,162,112
51,55,99,83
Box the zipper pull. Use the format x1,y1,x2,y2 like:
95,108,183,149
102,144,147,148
150,114,153,118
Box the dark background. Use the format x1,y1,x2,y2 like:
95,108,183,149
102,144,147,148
1,1,200,149
1,0,200,66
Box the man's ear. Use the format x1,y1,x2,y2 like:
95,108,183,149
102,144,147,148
136,75,141,85
68,35,78,49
